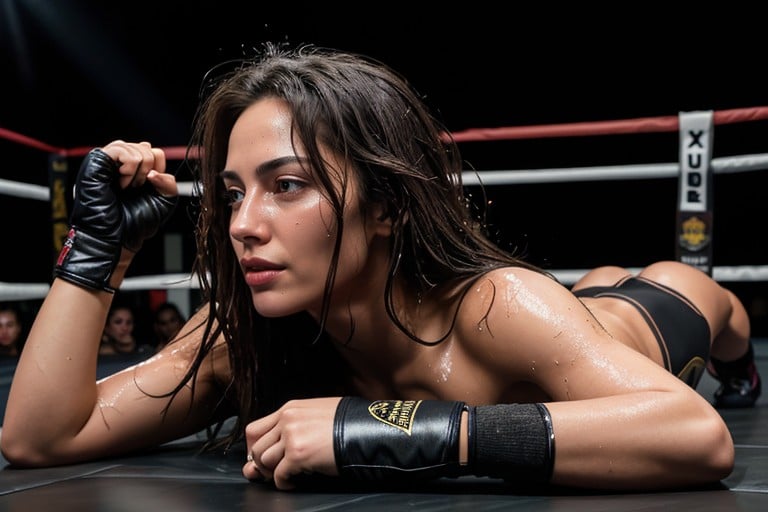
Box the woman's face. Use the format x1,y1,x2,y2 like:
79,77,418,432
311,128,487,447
224,97,389,318
155,309,183,341
0,311,21,348
104,308,134,342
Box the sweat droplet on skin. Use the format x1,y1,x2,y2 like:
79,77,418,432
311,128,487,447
438,349,453,383
504,273,552,320
96,377,133,411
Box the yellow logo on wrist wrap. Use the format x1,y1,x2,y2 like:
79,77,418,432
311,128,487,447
368,400,422,435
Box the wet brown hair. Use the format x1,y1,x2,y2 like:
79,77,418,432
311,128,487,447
178,43,545,451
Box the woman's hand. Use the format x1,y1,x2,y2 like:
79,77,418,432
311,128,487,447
243,397,343,490
100,140,176,193
100,140,178,253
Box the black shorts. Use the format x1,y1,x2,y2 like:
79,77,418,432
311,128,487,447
572,276,711,388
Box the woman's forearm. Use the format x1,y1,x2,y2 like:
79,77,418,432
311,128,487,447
1,253,133,463
548,390,734,489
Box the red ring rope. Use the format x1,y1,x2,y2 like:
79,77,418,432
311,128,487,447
3,105,768,158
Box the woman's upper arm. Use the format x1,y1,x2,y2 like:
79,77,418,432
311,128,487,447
461,268,677,401
73,308,231,460
457,268,732,489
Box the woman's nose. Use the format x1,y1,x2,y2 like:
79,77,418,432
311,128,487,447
230,191,271,243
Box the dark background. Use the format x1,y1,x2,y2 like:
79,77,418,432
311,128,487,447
2,2,768,333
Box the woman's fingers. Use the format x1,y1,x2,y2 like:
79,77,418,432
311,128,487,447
101,140,168,190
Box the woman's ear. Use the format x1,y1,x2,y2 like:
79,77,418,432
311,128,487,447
369,202,394,236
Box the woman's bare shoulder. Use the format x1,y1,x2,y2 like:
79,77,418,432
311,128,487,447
457,266,576,326
453,266,610,377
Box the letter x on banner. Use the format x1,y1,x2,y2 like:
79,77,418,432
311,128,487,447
676,111,714,276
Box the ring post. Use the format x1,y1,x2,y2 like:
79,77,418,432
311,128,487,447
676,111,714,276
48,153,69,266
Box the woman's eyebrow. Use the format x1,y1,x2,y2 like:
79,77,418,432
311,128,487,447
219,156,308,181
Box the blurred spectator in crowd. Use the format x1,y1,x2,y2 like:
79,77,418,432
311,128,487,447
0,304,23,358
152,301,186,351
99,304,153,355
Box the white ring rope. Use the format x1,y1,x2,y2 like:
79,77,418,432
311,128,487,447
0,178,50,201
6,265,768,301
0,273,204,301
2,148,767,299
4,152,768,199
462,153,768,186
0,177,198,201
553,266,768,287
2,119,767,299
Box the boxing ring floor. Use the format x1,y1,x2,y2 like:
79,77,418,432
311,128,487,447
0,341,765,511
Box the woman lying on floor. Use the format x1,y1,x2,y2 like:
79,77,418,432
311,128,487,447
2,43,761,492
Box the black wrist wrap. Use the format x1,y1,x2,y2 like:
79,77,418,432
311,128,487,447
54,228,118,293
52,148,124,294
469,403,555,484
333,397,466,481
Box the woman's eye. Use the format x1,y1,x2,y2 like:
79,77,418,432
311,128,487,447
224,189,244,204
276,179,304,193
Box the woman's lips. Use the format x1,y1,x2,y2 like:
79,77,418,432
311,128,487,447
240,257,285,287
244,268,283,286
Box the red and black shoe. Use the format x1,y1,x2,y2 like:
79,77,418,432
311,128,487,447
713,363,762,409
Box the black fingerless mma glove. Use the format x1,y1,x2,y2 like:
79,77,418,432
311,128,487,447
54,148,178,292
333,397,555,484
54,149,125,293
121,181,177,253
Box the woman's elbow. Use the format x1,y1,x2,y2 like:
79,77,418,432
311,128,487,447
1,429,60,468
693,408,735,483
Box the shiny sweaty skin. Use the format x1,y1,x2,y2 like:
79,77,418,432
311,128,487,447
2,118,739,493
224,99,733,490
573,276,711,387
